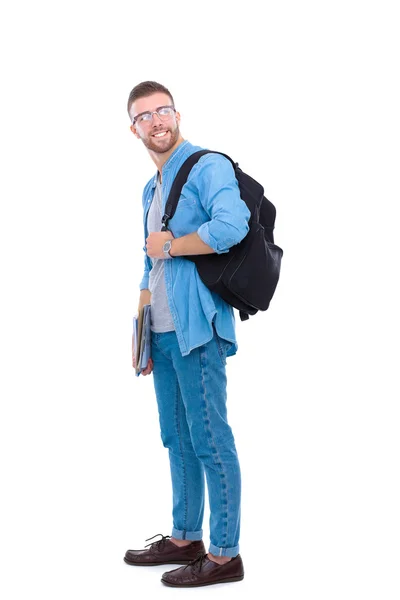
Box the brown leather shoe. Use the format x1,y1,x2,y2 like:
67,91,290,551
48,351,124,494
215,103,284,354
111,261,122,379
124,534,206,566
161,552,244,587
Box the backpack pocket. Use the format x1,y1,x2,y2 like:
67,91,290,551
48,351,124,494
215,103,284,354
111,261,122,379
226,224,282,311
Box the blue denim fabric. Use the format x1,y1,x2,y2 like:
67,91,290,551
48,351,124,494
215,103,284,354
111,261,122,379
151,327,241,557
139,140,251,358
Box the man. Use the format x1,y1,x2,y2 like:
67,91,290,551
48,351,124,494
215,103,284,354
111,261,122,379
124,81,250,587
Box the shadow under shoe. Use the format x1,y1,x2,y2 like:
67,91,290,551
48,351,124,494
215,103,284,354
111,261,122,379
124,534,206,566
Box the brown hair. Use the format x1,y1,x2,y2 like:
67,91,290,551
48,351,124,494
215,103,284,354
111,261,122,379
127,81,175,121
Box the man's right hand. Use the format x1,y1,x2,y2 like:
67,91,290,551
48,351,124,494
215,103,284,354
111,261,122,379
132,349,153,375
141,357,154,375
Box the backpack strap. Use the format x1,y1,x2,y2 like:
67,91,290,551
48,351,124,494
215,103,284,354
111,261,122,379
161,149,238,231
162,149,252,322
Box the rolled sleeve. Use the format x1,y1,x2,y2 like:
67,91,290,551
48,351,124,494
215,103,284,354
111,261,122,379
194,154,250,254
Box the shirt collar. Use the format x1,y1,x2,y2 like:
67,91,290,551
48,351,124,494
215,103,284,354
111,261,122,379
150,140,189,188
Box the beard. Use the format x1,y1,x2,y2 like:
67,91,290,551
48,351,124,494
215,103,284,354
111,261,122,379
140,122,181,154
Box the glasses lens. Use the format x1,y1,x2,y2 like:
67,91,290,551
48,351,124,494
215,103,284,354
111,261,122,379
157,107,174,119
139,112,152,123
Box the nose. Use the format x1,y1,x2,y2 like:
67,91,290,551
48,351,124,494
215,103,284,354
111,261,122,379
151,111,163,124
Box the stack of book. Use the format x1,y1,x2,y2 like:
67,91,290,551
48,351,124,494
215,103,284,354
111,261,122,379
132,304,151,377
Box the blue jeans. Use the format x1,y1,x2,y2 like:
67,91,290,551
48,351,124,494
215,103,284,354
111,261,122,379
151,326,241,558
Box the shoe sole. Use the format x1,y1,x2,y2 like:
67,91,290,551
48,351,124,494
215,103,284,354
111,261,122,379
123,557,193,567
161,575,244,587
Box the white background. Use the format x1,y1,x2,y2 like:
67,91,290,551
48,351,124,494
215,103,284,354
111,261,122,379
0,1,399,598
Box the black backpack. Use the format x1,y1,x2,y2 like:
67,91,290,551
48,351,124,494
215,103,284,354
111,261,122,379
161,150,283,321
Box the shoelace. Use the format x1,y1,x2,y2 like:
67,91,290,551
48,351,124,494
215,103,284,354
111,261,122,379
185,551,208,572
144,533,171,551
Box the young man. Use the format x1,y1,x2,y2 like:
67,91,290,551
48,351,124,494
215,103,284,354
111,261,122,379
124,81,250,587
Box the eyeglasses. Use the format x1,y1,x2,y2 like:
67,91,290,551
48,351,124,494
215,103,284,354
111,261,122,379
132,105,176,126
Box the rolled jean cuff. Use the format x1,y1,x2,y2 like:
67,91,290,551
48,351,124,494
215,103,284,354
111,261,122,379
172,527,203,541
208,542,240,558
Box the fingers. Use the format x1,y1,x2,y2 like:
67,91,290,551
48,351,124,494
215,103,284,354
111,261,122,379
142,358,154,376
132,357,153,375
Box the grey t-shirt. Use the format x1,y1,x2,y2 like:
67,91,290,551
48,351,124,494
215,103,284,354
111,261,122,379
147,176,175,333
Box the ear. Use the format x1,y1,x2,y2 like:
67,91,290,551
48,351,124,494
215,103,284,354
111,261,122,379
130,124,140,139
175,111,181,125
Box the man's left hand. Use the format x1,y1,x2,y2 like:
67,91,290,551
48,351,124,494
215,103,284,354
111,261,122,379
146,231,174,259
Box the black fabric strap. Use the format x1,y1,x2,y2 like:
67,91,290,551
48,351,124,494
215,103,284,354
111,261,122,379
161,149,238,231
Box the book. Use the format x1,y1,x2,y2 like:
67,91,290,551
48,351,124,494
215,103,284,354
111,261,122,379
132,304,151,377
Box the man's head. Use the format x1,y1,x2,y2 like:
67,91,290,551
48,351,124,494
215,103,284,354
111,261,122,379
127,81,182,154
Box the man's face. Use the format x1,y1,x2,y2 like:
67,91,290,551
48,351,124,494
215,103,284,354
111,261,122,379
130,92,181,154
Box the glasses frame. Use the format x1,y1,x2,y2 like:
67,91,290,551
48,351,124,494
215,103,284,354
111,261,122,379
132,105,176,126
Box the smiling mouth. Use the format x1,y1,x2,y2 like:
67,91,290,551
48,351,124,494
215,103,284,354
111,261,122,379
152,131,169,138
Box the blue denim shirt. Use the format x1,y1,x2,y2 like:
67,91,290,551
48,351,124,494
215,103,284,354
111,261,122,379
139,140,250,357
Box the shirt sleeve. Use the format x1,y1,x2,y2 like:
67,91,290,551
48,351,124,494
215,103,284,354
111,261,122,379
195,155,251,254
139,180,154,291
139,245,152,291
